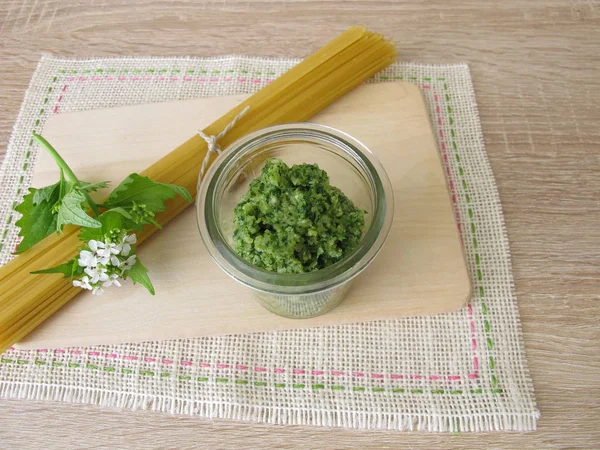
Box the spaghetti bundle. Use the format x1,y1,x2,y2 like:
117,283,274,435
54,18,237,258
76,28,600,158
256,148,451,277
0,26,397,353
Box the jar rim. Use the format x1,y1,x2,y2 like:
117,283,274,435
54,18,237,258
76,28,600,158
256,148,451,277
196,123,394,295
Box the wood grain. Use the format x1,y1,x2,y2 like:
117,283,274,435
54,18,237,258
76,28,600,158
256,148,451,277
0,0,599,448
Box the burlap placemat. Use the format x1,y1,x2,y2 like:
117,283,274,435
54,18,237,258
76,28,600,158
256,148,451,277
0,56,538,432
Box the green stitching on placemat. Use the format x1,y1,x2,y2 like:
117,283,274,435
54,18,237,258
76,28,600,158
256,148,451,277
57,69,279,76
57,69,278,76
58,68,281,76
0,74,58,253
442,80,498,387
0,355,504,395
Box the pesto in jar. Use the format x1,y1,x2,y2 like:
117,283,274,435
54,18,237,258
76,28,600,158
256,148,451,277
233,158,365,274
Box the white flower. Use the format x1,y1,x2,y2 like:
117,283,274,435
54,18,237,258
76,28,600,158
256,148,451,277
103,274,122,288
73,276,93,290
88,240,105,253
96,247,110,259
84,265,109,284
121,254,137,273
96,242,119,260
73,235,137,295
106,240,122,255
92,286,104,296
81,240,113,265
78,250,97,268
120,234,137,256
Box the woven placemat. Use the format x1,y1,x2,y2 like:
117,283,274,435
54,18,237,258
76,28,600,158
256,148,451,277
0,56,539,432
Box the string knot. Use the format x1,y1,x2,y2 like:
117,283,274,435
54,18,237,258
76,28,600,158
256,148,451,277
197,105,250,192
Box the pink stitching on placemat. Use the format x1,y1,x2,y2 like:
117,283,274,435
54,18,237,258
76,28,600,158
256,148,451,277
10,77,481,383
12,236,23,253
64,76,276,84
424,85,461,227
2,346,479,381
468,303,479,378
426,85,479,377
52,85,68,113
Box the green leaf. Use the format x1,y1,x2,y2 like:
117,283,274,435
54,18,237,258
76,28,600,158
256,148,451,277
78,223,103,242
79,207,140,242
107,207,135,222
79,181,110,192
14,188,58,253
104,173,192,212
162,183,193,203
56,189,102,230
32,260,78,278
128,259,155,295
32,182,59,205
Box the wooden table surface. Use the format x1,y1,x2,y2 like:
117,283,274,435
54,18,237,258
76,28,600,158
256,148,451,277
1,0,599,448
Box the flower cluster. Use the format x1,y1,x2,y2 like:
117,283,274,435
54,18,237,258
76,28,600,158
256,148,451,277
73,232,137,296
130,201,155,224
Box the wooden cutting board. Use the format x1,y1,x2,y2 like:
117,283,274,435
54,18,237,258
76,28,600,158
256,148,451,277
16,82,470,350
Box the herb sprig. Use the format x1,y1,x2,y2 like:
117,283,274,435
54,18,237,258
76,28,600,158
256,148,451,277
14,133,192,295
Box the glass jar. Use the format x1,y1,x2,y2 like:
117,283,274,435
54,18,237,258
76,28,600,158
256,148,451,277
197,123,394,319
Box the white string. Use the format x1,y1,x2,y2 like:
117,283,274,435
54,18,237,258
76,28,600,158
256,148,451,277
197,105,250,193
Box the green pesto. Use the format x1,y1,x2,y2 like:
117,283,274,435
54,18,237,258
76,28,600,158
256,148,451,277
233,158,365,274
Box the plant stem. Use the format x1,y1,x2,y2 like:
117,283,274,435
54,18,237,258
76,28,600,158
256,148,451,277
58,169,65,200
33,133,100,217
84,193,100,218
33,133,79,183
